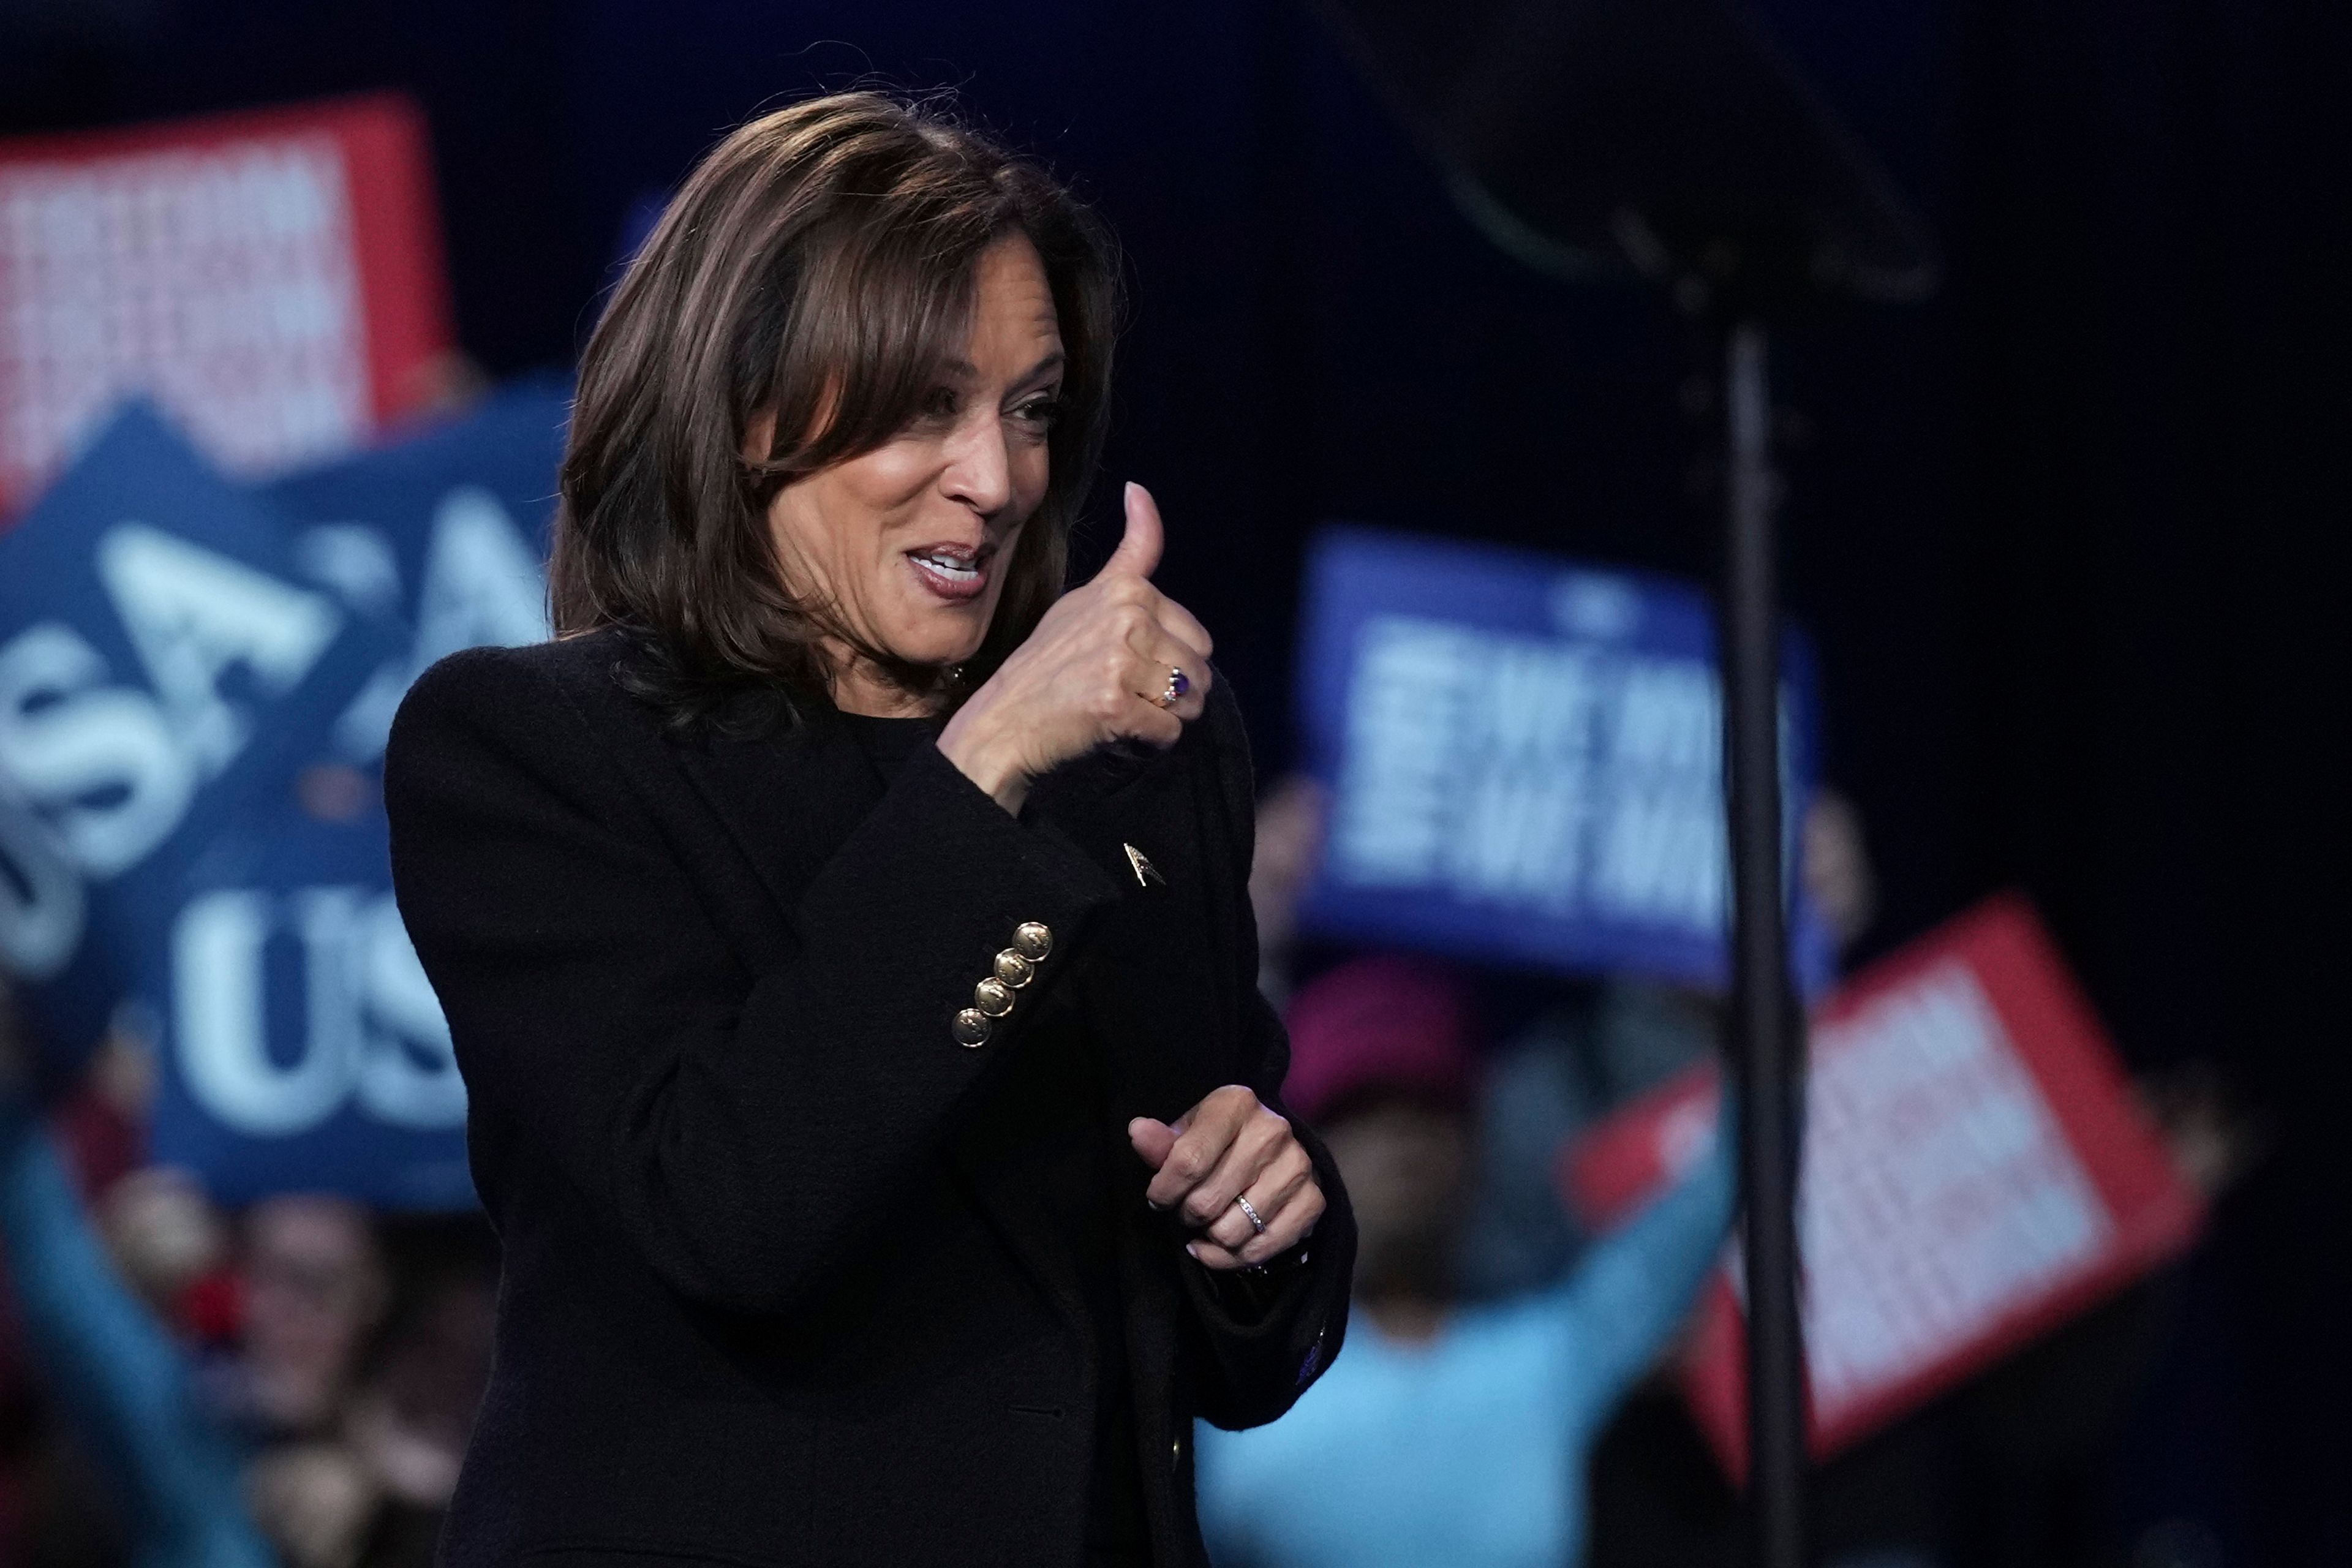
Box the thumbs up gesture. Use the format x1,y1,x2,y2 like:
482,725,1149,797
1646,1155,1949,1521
938,482,1213,814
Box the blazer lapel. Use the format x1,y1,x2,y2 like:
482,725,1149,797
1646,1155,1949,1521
667,707,883,954
1032,737,1243,1125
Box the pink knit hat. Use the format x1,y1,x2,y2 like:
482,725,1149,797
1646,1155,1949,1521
1281,954,1477,1123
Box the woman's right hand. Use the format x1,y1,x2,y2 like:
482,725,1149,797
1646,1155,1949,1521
938,482,1213,814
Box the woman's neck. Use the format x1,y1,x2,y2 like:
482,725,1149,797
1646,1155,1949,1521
827,653,945,719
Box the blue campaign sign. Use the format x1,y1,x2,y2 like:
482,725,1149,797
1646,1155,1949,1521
1294,524,1832,993
263,378,569,763
138,785,473,1210
119,383,571,1209
0,406,394,1068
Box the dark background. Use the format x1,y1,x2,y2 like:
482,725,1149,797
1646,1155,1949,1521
2,0,2341,1559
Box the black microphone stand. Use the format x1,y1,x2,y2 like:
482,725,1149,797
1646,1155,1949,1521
1720,314,1804,1563
1305,1,1939,1559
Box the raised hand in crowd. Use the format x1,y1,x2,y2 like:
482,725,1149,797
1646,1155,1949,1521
1248,774,1330,1003
1802,788,1878,957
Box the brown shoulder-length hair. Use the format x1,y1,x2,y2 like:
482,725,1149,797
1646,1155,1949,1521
549,91,1121,728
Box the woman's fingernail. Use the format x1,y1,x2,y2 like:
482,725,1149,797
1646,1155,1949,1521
1186,1243,1202,1261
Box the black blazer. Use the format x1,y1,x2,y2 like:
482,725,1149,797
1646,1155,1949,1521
383,629,1353,1568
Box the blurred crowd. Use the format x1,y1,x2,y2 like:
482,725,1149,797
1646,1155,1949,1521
0,772,2251,1568
1202,776,2252,1568
0,993,497,1568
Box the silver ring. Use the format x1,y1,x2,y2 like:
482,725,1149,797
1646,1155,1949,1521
1234,1194,1267,1236
1156,665,1191,709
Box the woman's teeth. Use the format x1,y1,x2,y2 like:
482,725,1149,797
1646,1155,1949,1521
914,552,979,582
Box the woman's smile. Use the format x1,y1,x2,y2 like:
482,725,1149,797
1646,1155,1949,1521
903,538,996,602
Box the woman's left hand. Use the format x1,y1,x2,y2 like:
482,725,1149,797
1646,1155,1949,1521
1128,1086,1325,1270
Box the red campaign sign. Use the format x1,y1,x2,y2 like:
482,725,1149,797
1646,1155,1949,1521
0,92,453,514
1564,894,2205,1480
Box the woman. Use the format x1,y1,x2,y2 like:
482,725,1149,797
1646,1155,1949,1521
383,92,1353,1568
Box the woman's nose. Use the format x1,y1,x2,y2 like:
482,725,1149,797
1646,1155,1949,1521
940,414,1014,518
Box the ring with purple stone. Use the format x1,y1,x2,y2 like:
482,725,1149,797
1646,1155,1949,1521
1156,665,1191,709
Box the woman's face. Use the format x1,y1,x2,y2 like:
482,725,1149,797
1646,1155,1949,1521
1323,1099,1471,1300
760,233,1065,710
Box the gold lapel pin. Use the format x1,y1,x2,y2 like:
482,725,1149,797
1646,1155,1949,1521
1123,842,1166,888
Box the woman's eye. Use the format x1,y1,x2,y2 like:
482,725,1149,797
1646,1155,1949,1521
921,386,960,420
1010,395,1062,429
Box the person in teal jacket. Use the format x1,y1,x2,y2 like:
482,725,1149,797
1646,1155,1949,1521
1196,956,1736,1568
0,978,276,1568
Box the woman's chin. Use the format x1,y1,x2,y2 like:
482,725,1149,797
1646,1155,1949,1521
876,622,987,672
876,599,996,670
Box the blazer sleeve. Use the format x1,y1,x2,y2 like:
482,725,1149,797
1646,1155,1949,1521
384,647,1122,1316
1177,682,1357,1431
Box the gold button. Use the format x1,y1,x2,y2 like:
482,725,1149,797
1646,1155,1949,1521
952,1009,992,1048
973,977,1015,1017
1171,1436,1183,1469
1011,921,1053,962
992,949,1035,989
